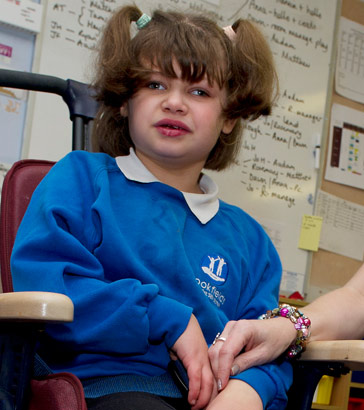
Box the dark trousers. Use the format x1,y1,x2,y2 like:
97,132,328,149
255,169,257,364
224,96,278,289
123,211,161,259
86,391,191,410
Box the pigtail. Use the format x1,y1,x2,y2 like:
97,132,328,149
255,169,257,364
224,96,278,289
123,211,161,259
92,5,142,154
205,20,278,171
226,20,278,121
94,5,141,99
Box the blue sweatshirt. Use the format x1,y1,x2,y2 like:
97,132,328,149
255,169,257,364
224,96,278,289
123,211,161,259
11,150,292,409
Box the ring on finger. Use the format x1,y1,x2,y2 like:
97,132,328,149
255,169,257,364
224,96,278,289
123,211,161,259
213,332,227,345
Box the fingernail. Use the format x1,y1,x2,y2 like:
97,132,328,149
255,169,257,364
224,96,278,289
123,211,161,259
190,400,196,406
231,364,240,376
217,379,222,391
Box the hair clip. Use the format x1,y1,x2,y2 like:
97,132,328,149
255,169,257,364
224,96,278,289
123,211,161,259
223,26,236,41
136,13,151,30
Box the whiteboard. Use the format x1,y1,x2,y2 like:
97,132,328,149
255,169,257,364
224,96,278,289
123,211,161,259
25,0,339,295
0,24,37,164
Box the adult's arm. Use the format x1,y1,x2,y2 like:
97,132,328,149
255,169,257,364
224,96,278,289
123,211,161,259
303,263,364,341
209,263,364,386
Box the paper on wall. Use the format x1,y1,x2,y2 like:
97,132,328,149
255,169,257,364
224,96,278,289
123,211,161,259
325,103,364,189
336,17,364,104
315,189,364,261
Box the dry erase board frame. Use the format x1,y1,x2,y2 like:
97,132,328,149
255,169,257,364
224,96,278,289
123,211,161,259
25,0,340,295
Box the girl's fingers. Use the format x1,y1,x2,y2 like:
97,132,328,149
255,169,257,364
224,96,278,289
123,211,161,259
188,363,215,410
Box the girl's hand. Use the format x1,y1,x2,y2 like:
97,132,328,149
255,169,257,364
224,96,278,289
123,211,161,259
208,318,296,390
206,379,263,410
171,314,216,409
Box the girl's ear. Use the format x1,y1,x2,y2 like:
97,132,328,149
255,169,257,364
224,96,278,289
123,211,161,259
120,103,128,117
222,117,238,134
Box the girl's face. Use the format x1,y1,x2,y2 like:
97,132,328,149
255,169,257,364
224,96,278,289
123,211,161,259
120,62,236,174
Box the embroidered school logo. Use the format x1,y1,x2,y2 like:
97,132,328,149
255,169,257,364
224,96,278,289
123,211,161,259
201,254,228,285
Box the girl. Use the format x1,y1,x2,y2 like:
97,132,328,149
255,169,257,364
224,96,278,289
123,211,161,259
11,5,292,410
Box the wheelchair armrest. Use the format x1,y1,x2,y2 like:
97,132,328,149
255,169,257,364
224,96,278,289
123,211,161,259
287,340,364,410
299,340,364,371
0,291,74,322
0,291,73,410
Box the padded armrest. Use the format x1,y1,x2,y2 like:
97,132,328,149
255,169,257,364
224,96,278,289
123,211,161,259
299,340,364,371
0,292,74,322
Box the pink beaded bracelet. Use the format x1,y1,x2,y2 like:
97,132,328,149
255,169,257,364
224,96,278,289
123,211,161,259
259,304,311,358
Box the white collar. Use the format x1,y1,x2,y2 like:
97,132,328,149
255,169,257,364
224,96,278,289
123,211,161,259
115,149,219,224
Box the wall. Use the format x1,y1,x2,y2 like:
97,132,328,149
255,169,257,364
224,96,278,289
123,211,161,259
307,0,364,300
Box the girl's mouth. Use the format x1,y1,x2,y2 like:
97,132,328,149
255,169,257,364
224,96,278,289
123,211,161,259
154,119,191,136
155,119,190,131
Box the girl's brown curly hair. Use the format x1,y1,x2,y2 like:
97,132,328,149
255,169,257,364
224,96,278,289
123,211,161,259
92,5,277,171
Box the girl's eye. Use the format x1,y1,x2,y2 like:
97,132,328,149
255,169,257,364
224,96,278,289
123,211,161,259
147,82,165,90
191,89,209,97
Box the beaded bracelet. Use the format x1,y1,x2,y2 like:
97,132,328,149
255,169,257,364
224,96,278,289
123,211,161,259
258,304,311,358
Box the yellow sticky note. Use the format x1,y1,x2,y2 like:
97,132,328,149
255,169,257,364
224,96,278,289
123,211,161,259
298,215,323,252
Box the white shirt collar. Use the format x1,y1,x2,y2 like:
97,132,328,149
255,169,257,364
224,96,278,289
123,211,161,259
115,149,219,224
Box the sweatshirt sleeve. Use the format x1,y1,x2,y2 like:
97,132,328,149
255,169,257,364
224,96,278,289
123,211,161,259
231,360,292,410
231,219,293,409
10,152,192,355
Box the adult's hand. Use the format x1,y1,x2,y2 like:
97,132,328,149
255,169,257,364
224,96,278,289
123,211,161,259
208,318,295,390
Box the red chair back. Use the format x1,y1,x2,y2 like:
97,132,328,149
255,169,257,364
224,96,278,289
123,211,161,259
0,158,87,409
0,160,54,292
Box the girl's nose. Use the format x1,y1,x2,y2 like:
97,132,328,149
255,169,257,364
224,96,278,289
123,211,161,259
161,90,187,114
